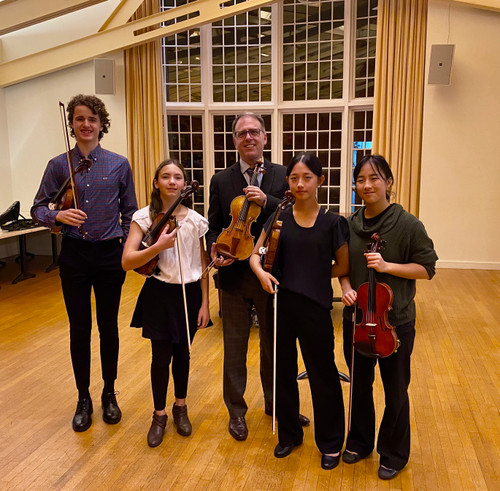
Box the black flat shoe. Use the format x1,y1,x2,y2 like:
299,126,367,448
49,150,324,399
274,441,302,458
102,392,121,424
342,450,362,464
72,398,93,432
378,465,400,480
321,453,340,470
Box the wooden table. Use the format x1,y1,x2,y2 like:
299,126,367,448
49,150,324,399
0,226,58,284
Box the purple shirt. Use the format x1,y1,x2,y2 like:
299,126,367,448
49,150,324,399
32,144,137,241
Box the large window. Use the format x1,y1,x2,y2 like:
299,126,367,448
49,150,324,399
161,0,377,215
282,1,345,101
212,9,273,103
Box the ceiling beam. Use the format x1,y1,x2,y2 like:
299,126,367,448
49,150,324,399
451,0,500,12
99,0,145,31
0,0,277,88
0,0,108,36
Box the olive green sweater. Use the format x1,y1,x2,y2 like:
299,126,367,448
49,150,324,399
344,204,438,326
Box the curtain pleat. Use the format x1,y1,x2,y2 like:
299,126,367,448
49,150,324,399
124,0,165,209
372,0,427,216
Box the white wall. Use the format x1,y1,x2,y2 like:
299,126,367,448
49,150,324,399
4,53,127,215
0,86,12,206
420,1,500,269
0,1,126,257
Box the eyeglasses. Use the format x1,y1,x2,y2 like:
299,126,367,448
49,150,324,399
234,128,263,139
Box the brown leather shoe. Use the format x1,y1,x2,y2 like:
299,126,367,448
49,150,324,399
172,403,192,436
228,416,248,441
147,412,167,448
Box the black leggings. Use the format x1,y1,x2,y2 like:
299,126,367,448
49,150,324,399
150,339,190,411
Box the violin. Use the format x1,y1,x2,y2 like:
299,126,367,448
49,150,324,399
48,102,90,236
214,159,266,261
134,181,199,277
48,158,93,212
353,233,400,358
259,190,295,275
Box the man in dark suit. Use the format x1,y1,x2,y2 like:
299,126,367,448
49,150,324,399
207,113,308,441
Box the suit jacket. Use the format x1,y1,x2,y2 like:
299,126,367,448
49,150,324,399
207,159,288,289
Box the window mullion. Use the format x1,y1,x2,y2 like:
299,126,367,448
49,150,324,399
272,1,282,165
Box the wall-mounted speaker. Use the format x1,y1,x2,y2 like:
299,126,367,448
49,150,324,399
94,58,115,95
428,44,455,85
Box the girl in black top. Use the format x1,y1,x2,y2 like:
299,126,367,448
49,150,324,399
250,153,349,470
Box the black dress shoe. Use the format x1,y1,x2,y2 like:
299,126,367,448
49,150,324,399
378,465,400,480
72,398,93,432
265,408,310,427
274,441,302,458
321,453,340,470
102,392,121,424
342,450,362,464
229,416,248,441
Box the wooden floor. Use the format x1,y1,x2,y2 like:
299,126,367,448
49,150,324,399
0,256,499,490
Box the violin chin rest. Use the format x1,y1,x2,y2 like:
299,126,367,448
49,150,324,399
215,244,238,261
353,342,382,359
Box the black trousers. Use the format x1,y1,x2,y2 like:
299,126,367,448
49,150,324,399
220,265,273,418
277,289,345,454
343,316,416,471
150,340,190,410
59,236,125,396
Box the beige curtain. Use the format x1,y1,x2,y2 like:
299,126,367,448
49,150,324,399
125,0,165,209
372,0,428,216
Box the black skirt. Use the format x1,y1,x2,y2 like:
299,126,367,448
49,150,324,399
131,276,205,343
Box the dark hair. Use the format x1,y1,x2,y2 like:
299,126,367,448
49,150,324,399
232,113,266,135
286,152,323,177
353,154,394,200
149,159,191,221
67,94,110,141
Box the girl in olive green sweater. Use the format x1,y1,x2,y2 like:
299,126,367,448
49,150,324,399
340,154,437,480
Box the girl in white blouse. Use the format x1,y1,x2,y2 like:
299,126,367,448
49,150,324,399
122,159,210,447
